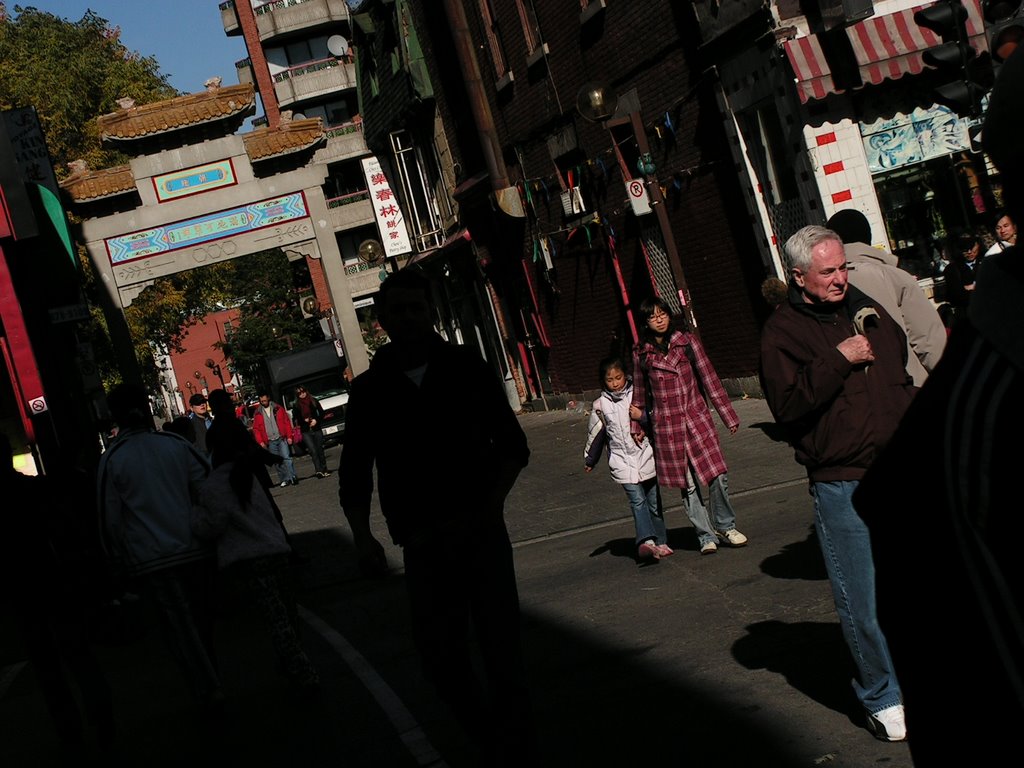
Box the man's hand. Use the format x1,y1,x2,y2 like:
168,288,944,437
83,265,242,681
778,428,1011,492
309,419,317,428
632,429,646,446
584,466,593,474
729,425,738,435
837,334,875,365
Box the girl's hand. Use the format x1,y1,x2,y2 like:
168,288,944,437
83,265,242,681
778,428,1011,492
584,466,593,473
629,404,643,420
632,429,645,445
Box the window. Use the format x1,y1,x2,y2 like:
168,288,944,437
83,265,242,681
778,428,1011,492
479,0,509,79
515,0,543,56
298,95,355,127
390,130,449,252
323,160,368,200
284,39,318,67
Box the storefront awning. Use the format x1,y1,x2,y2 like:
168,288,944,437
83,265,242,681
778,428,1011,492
783,0,988,103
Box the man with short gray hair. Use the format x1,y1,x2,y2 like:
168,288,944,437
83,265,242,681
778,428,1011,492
760,224,917,743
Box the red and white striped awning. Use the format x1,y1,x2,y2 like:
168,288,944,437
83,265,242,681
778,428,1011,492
783,0,988,103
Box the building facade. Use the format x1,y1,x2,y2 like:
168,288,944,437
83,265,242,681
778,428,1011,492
694,0,1008,295
347,0,771,402
221,0,415,373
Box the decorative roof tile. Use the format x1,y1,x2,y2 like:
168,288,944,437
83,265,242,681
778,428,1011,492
97,84,257,141
59,165,136,202
243,118,326,161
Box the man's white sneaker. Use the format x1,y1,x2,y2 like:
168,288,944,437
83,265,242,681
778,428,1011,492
700,540,718,555
716,528,748,547
866,704,907,742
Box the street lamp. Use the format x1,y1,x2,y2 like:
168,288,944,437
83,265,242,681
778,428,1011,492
205,358,226,388
576,81,618,122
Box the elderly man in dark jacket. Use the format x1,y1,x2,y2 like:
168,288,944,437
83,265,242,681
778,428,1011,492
338,269,535,765
760,224,916,743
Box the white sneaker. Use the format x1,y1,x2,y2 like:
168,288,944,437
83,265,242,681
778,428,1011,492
866,704,907,742
716,528,748,547
700,540,718,555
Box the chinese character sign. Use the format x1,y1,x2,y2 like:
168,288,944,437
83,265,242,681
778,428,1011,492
360,156,412,258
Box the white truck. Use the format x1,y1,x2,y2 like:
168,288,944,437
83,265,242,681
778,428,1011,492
264,341,349,447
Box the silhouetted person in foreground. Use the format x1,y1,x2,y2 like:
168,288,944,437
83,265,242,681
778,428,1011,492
853,46,1024,765
193,443,319,691
97,384,222,707
338,269,537,765
1,435,114,756
207,389,298,554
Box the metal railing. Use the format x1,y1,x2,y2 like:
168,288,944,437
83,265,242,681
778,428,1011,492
254,0,313,16
272,56,346,83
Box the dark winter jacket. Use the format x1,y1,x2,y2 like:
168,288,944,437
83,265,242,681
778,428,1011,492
339,333,529,546
760,283,916,483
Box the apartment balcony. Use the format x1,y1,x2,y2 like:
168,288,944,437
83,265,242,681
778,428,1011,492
326,191,374,232
253,0,351,42
273,57,357,109
236,57,254,86
220,1,240,35
313,121,369,165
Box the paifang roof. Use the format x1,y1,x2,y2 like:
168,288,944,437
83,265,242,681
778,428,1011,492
60,165,135,203
61,118,327,203
97,83,257,141
242,118,326,161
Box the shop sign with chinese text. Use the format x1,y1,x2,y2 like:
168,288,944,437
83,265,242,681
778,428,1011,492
360,156,412,258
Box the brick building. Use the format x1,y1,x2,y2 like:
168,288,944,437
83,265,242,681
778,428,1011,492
351,0,768,400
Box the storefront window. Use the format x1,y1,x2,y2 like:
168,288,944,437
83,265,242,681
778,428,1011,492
865,106,1001,280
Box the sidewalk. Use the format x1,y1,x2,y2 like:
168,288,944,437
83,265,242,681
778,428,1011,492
0,398,914,767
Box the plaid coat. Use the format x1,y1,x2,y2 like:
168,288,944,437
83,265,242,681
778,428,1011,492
631,331,738,489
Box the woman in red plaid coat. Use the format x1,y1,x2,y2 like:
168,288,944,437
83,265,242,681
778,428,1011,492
631,297,748,555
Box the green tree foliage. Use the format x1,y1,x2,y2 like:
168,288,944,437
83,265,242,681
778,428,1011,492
0,4,176,176
125,250,318,391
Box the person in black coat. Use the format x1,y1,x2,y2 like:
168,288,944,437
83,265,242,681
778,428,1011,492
942,230,984,314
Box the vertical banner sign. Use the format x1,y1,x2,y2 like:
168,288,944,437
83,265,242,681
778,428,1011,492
360,156,413,258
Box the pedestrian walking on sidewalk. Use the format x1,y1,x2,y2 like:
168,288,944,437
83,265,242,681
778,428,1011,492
584,355,670,562
760,224,915,743
193,447,319,691
339,268,537,765
291,386,331,479
252,392,298,487
97,384,223,707
630,297,747,555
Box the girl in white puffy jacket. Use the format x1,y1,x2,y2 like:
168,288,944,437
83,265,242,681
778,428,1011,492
584,356,671,562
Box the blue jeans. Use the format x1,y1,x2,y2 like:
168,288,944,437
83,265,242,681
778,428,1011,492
812,480,901,714
683,472,737,547
267,437,295,483
622,478,667,545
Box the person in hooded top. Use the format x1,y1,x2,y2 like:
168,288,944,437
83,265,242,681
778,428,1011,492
826,208,946,386
584,355,670,563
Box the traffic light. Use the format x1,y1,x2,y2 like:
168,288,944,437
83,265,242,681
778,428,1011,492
915,1,990,117
983,1,1024,66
